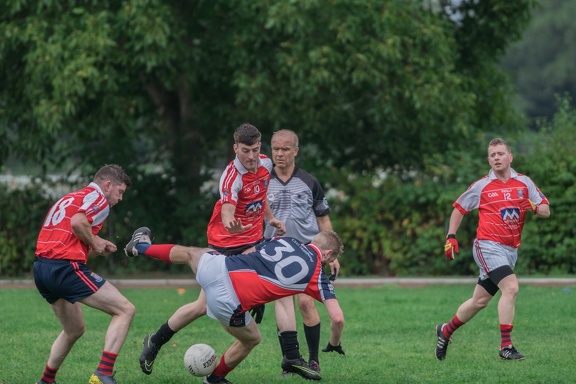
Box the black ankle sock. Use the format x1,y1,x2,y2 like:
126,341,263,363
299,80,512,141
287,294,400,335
277,328,284,358
151,322,176,347
280,331,300,360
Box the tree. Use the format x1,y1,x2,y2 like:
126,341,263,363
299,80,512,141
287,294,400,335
1,0,535,194
501,0,576,120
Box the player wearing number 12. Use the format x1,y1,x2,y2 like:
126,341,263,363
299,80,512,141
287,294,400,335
34,164,135,384
124,228,345,384
437,138,550,362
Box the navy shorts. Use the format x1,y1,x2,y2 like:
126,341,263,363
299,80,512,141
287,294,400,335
33,257,107,304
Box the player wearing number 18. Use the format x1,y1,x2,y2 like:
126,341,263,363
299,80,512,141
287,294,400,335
34,164,135,384
124,228,345,383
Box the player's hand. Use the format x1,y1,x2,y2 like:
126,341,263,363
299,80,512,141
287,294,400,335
518,198,537,214
328,259,340,281
329,268,338,281
103,242,117,254
269,218,286,236
89,237,115,256
225,218,253,234
250,304,265,324
322,342,345,355
444,235,458,261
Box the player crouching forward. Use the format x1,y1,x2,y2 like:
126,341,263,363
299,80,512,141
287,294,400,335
125,227,345,384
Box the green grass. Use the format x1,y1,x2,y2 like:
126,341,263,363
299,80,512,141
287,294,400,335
1,284,575,384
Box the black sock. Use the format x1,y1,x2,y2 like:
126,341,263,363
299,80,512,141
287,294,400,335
150,322,176,348
277,328,284,358
304,322,321,363
280,331,300,360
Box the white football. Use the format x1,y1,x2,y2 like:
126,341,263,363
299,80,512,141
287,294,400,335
183,343,218,377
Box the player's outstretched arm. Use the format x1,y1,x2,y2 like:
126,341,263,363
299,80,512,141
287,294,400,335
323,298,344,351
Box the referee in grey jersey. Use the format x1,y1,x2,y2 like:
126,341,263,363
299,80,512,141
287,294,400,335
265,129,344,376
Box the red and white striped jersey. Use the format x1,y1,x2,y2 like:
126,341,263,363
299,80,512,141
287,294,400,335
36,182,110,262
207,154,273,249
453,168,549,248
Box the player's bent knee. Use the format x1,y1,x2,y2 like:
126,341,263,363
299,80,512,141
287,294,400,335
248,333,262,348
65,325,86,340
475,298,490,309
125,301,136,318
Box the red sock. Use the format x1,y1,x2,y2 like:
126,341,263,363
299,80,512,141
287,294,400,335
143,244,176,263
41,364,58,383
96,351,118,376
210,354,234,379
500,324,513,348
443,315,465,339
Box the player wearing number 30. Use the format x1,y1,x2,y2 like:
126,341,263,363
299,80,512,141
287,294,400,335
124,228,344,383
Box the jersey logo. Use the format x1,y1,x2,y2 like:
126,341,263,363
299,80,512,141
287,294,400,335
86,205,100,214
245,200,263,216
517,189,525,199
501,208,521,223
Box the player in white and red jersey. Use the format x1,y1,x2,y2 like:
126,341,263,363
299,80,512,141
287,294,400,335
33,164,134,384
136,124,285,378
206,152,274,249
125,227,345,383
36,180,113,263
435,138,550,362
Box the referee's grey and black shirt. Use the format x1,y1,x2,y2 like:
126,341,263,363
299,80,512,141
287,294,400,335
264,166,330,243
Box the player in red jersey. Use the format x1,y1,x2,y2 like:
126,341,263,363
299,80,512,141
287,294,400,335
125,227,344,383
435,138,550,361
34,164,134,384
135,123,286,376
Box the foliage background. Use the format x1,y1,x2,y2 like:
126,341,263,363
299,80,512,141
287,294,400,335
1,0,574,278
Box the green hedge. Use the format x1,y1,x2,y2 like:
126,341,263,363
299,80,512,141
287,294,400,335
2,100,575,278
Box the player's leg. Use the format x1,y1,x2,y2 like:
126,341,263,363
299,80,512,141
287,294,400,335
124,227,209,274
275,296,321,380
297,294,321,372
436,281,495,361
437,238,508,360
275,296,297,375
169,289,208,331
82,281,136,383
203,321,262,384
140,290,208,375
492,267,524,359
38,300,85,383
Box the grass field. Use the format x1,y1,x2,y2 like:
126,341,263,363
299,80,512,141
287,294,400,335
1,284,574,384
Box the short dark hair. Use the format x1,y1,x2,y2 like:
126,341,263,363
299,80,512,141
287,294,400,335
233,123,261,145
94,164,131,187
488,137,511,154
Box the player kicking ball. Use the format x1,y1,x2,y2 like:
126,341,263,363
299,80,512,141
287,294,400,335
125,227,346,383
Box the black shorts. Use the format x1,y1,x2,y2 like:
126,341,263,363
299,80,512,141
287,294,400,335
33,257,106,304
208,238,264,256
